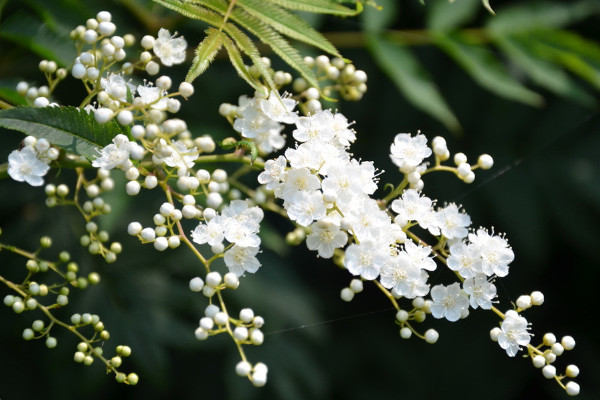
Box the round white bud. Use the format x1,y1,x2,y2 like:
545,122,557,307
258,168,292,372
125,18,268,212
532,355,546,368
239,308,254,323
490,327,502,342
206,271,222,287
530,291,544,305
168,236,180,248
82,29,98,44
140,227,156,242
340,287,354,302
542,365,556,379
305,87,319,100
206,192,223,209
349,279,363,293
214,311,228,326
424,329,439,344
194,327,208,340
516,295,532,310
145,61,159,75
561,335,575,350
153,237,168,251
565,381,580,396
224,273,239,289
566,364,579,378
127,222,142,236
204,304,219,318
156,75,172,90
235,361,252,376
159,202,175,217
543,333,557,346
117,110,133,125
199,317,214,331
72,63,86,79
144,175,158,189
33,97,50,108
545,352,556,364
457,162,471,178
179,82,194,97
307,99,322,113
478,154,494,169
196,169,211,182
94,107,113,124
125,180,140,195
189,277,204,292
111,36,124,48
101,43,115,57
454,152,467,165
396,310,409,322
551,343,564,356
399,327,412,339
98,21,116,36
234,326,249,341
96,11,112,22
250,329,264,345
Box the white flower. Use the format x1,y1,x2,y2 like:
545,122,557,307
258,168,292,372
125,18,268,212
258,155,287,190
7,146,50,186
100,73,132,102
223,245,261,276
463,274,496,309
137,85,168,110
430,283,469,322
447,242,482,279
306,220,348,258
436,203,471,239
497,310,531,357
292,111,335,143
91,134,132,170
391,189,433,225
275,167,321,202
379,251,421,296
163,141,198,170
469,229,514,277
403,240,437,271
153,28,187,66
389,133,432,172
285,190,326,227
191,216,225,246
343,241,385,280
260,91,298,124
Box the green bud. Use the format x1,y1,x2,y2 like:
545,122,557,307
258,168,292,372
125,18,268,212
46,197,57,208
94,322,105,332
83,355,94,365
100,330,110,340
67,262,78,272
118,345,132,357
115,373,126,383
83,201,94,213
46,336,57,348
74,351,85,363
13,301,25,313
71,313,82,325
25,298,37,310
88,242,101,255
65,271,77,281
414,310,426,323
38,261,49,272
110,242,122,254
98,231,109,242
88,272,101,285
32,320,45,331
38,284,49,296
23,328,34,340
110,356,122,367
59,251,70,262
91,314,100,325
40,236,52,248
105,251,117,263
80,235,91,247
93,347,103,356
3,295,15,306
56,294,68,306
126,373,139,385
77,277,88,289
26,259,39,272
81,313,92,324
86,222,98,233
60,287,70,296
77,342,88,352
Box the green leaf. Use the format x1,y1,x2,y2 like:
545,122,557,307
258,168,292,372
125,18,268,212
495,36,595,106
427,0,480,33
186,28,224,83
220,33,262,90
237,0,341,57
366,34,461,132
362,0,396,33
267,0,360,16
0,11,76,66
0,106,128,159
433,33,544,106
486,1,600,35
527,30,600,90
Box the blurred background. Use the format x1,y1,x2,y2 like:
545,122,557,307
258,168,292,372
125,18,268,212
1,0,599,399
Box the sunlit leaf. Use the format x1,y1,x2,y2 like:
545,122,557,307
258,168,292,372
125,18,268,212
0,106,128,159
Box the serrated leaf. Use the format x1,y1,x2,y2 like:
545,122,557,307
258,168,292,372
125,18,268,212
238,0,341,57
186,28,224,83
527,30,600,90
267,0,360,16
434,33,543,106
495,36,595,106
366,34,461,132
220,33,262,90
0,106,128,159
427,0,480,33
486,1,600,35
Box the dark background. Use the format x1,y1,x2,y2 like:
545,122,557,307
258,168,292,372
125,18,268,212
1,0,598,399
